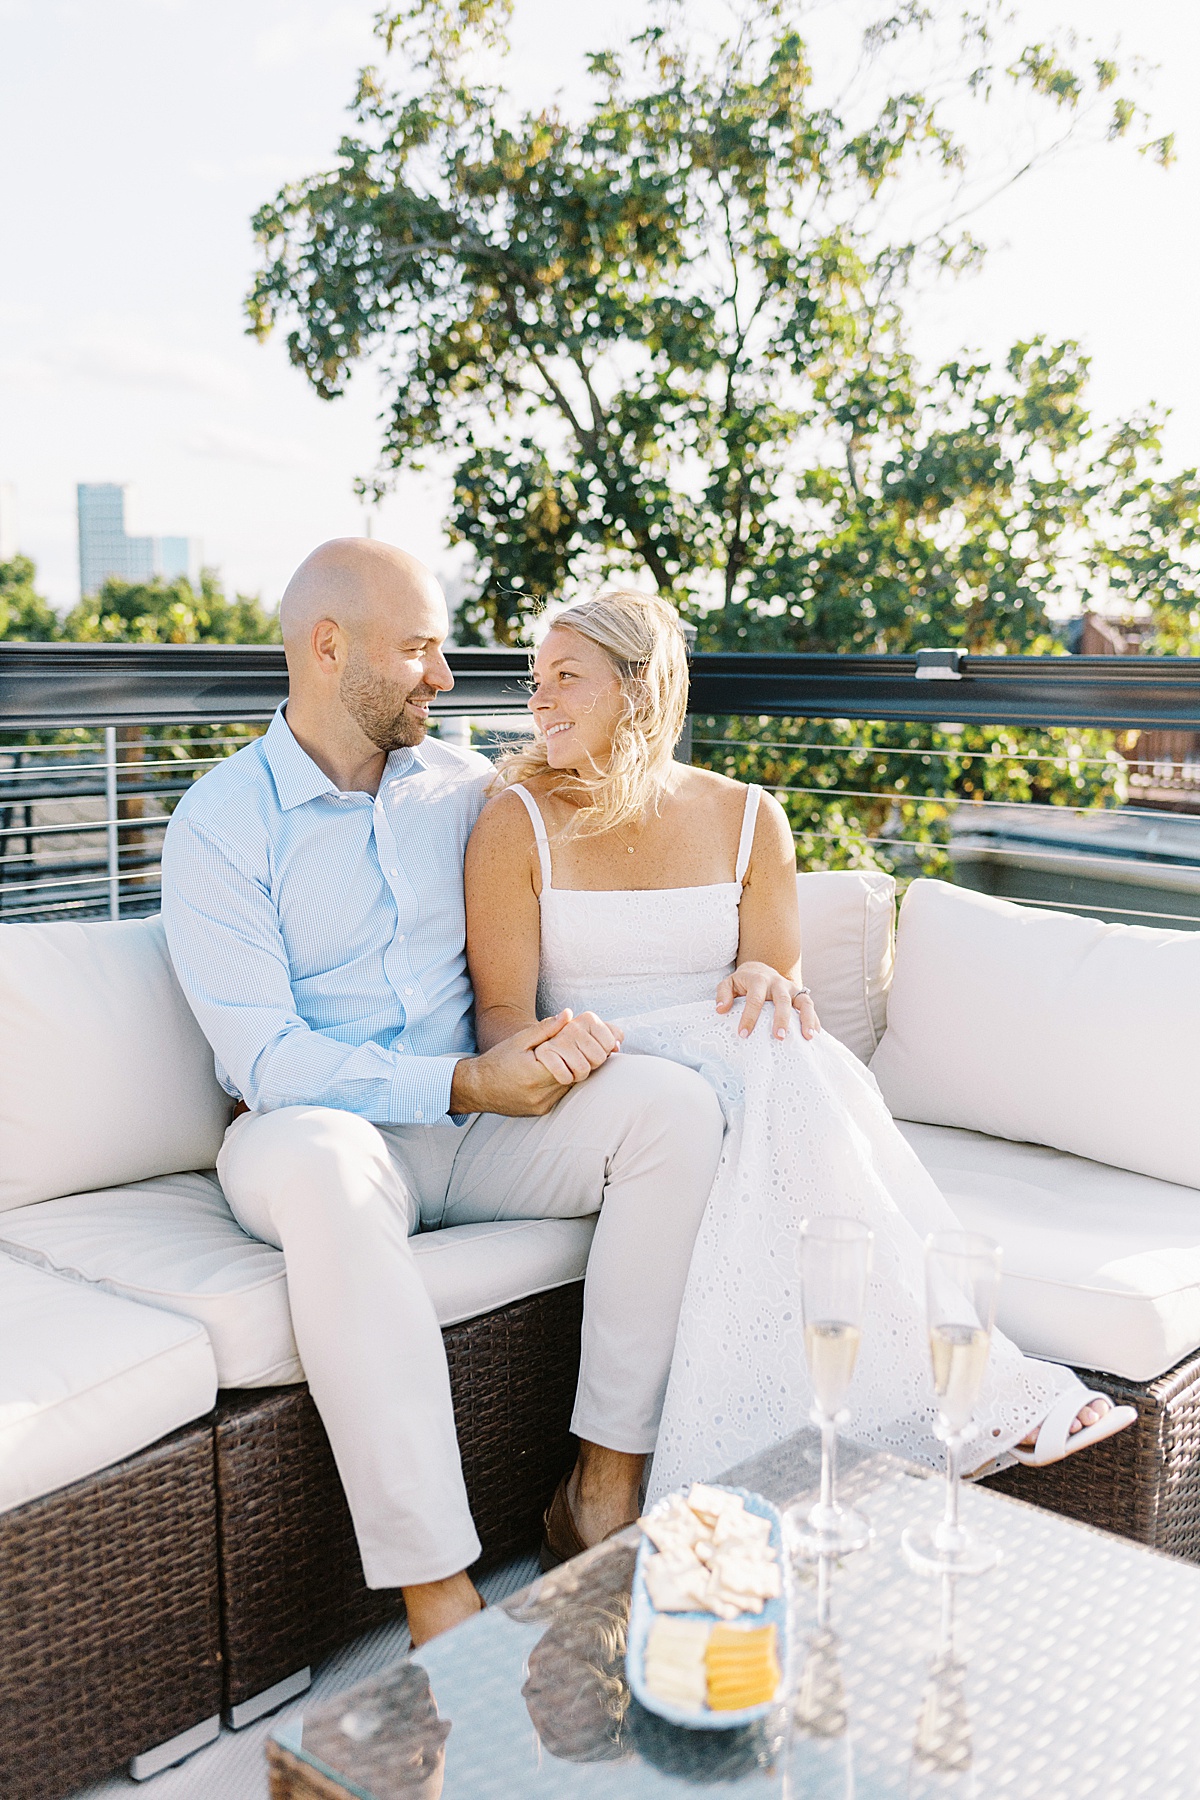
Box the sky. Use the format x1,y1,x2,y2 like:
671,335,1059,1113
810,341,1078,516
0,0,1197,614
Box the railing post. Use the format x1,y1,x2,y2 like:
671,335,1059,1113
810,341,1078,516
104,726,119,920
676,619,696,762
439,717,472,752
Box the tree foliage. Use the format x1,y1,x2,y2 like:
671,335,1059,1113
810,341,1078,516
0,556,59,642
0,561,280,647
248,0,1191,648
62,570,281,645
696,715,1125,878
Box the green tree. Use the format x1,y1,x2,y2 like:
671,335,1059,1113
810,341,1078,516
247,0,1180,646
0,555,58,641
62,570,280,645
56,572,280,826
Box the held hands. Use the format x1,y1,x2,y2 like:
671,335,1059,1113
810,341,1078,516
716,962,821,1042
534,1010,624,1087
450,1010,622,1117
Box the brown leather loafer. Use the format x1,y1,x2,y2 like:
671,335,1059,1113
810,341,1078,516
540,1475,587,1571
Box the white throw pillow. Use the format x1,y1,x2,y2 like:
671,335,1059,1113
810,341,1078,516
871,879,1200,1190
0,916,232,1212
795,870,895,1063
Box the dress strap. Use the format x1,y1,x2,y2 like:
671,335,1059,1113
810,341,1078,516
734,784,762,886
511,784,553,892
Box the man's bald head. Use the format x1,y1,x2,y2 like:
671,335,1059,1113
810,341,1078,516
280,538,443,652
280,538,452,755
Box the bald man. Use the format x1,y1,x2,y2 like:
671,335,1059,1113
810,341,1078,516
160,540,724,1645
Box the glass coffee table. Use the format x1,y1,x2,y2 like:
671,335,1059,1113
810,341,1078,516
267,1430,1200,1797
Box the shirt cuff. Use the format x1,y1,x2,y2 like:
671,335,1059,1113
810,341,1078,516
386,1054,462,1126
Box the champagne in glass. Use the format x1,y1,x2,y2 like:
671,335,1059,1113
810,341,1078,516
787,1218,873,1559
805,1321,862,1415
929,1323,991,1436
903,1232,1002,1578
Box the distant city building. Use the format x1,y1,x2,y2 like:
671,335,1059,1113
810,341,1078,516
77,483,196,596
0,483,17,561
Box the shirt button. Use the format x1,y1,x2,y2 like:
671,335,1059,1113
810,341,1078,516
404,985,414,996
415,1109,424,1121
396,933,405,944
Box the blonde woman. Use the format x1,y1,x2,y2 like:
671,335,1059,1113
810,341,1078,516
465,590,1134,1532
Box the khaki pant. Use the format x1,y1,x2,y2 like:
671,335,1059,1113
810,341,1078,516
217,1053,725,1586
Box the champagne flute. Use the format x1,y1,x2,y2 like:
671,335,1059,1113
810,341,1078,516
908,1572,975,1793
902,1231,1002,1578
788,1217,873,1558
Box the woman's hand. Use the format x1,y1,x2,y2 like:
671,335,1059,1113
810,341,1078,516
533,1010,625,1086
716,962,821,1042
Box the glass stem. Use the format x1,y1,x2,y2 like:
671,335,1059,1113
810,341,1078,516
943,1433,962,1537
821,1411,838,1518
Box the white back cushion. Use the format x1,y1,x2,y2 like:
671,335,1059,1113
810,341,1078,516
871,879,1200,1189
796,870,895,1063
0,916,231,1212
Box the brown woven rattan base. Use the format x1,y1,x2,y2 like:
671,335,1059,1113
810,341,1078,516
982,1347,1200,1559
216,1281,585,1710
0,1419,222,1800
267,1739,354,1799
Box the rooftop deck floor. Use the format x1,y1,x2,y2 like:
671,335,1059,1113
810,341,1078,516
73,1550,541,1800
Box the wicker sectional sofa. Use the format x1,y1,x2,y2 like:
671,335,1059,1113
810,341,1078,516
3,869,1200,1793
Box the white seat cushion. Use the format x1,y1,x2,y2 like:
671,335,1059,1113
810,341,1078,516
0,1174,596,1388
872,879,1200,1190
796,870,895,1063
0,1253,217,1514
0,915,232,1211
410,1216,595,1327
900,1121,1200,1383
0,1173,303,1389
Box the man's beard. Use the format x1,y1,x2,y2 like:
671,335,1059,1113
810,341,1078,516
340,646,434,752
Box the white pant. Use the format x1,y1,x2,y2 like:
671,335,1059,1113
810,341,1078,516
216,1054,725,1586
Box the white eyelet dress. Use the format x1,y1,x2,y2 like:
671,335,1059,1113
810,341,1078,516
510,784,1084,1497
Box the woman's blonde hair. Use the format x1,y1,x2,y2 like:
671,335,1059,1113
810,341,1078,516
497,589,690,838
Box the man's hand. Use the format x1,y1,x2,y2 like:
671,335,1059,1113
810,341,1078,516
716,962,821,1041
533,1010,623,1086
450,1011,610,1117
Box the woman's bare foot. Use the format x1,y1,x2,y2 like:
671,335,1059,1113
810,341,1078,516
404,1570,484,1647
1018,1393,1112,1450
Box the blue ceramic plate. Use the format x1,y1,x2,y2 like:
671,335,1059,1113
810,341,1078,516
625,1485,789,1730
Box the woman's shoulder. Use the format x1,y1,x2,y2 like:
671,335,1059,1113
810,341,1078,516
669,767,791,860
670,764,757,813
469,783,538,849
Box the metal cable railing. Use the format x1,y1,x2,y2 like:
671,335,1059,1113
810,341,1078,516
0,728,264,921
691,715,1200,931
4,643,1200,928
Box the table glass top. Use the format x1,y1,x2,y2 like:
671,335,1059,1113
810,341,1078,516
274,1432,1200,1799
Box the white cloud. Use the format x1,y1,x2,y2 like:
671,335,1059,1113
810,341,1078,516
185,153,298,187
179,424,318,470
253,6,375,72
28,337,245,399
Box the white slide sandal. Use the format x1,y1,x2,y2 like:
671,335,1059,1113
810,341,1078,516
1011,1389,1138,1467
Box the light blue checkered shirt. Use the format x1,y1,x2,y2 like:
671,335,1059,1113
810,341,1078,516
160,707,494,1125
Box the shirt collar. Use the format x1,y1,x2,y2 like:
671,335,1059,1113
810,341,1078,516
262,707,341,811
383,741,428,784
262,706,430,811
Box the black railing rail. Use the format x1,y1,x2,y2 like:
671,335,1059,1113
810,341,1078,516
3,642,1200,732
